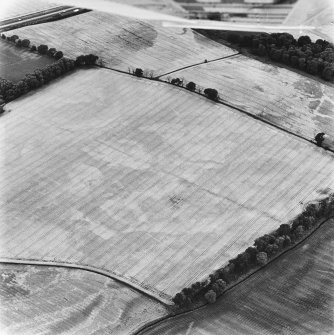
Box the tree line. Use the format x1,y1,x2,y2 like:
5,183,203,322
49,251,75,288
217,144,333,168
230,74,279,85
1,33,64,60
225,32,334,82
0,34,99,102
172,194,334,307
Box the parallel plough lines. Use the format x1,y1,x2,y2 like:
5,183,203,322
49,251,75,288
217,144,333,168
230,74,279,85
161,55,334,139
6,11,236,74
1,69,334,299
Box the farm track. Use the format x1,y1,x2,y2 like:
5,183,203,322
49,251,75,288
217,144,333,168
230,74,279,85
134,216,334,335
154,52,240,78
0,258,172,306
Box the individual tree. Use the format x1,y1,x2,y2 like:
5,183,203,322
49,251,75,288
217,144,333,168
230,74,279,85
282,52,290,64
297,35,311,47
204,290,217,304
37,44,48,54
307,59,319,75
31,45,37,51
294,225,304,239
298,57,307,70
21,39,30,48
283,235,291,247
322,65,334,81
290,55,299,67
171,78,182,85
84,54,99,65
1,34,5,39
245,246,257,264
212,279,226,296
204,88,218,101
10,35,19,42
275,236,285,249
172,292,186,306
254,234,275,251
265,243,279,257
54,51,64,60
16,39,22,47
277,223,291,236
186,81,196,91
258,44,267,56
134,68,143,77
47,48,57,56
256,252,268,266
314,132,326,146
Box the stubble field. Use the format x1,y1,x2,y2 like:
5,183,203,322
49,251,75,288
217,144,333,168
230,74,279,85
1,68,334,300
7,11,237,75
161,54,334,141
0,263,167,335
143,218,334,335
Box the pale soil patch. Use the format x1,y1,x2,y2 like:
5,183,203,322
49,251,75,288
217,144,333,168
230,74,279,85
1,68,334,298
143,219,334,335
0,0,58,20
160,54,334,141
7,11,236,74
0,264,167,335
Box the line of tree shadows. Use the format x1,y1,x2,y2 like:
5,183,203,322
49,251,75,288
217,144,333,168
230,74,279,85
172,194,334,308
0,33,99,103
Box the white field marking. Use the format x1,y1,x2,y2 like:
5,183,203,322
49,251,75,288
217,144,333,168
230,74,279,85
185,321,194,335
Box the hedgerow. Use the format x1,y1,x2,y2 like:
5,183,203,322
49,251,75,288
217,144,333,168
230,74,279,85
0,54,99,102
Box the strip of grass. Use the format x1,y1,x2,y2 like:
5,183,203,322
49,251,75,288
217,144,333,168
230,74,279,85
0,39,54,82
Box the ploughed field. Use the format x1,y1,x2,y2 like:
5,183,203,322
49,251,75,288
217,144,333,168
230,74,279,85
1,68,334,300
0,0,58,21
160,54,334,141
0,39,54,82
7,10,237,75
143,218,334,335
0,263,167,335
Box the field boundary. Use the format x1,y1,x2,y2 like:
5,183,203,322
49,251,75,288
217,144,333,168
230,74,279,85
0,258,173,306
94,65,334,155
154,52,240,79
133,215,334,335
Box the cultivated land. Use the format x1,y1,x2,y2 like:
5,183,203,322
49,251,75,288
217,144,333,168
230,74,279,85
1,68,334,299
0,0,58,21
0,263,167,335
7,11,237,75
143,218,334,335
160,54,334,140
0,40,54,82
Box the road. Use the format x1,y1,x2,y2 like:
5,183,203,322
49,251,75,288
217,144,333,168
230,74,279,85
0,6,88,32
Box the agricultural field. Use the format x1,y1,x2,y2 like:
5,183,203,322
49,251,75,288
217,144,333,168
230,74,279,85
0,263,167,335
0,39,54,82
6,10,237,75
284,0,334,42
1,68,334,300
160,54,334,140
0,0,58,21
143,218,334,335
119,0,187,16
